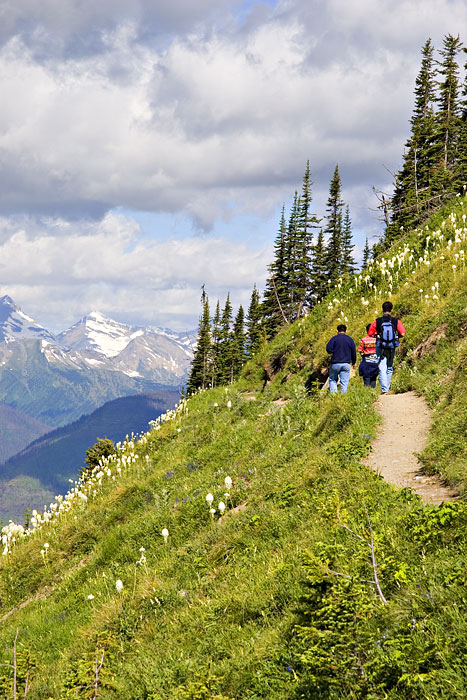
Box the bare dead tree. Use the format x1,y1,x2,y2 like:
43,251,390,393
337,506,388,605
93,649,105,700
270,274,290,326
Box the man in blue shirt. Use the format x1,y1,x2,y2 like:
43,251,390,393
326,324,357,394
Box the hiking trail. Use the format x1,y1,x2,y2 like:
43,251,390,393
362,391,458,505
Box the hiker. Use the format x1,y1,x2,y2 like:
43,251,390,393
326,324,357,394
368,301,406,394
358,324,379,388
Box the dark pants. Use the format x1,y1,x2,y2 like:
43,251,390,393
363,376,377,388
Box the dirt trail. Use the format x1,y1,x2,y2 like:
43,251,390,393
362,391,458,505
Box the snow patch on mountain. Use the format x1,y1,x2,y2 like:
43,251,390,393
0,296,56,344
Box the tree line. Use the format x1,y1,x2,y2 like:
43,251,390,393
188,33,467,393
187,162,356,392
385,34,467,242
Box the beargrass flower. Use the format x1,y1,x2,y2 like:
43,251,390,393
162,528,169,543
225,476,232,490
87,594,95,600
116,579,124,593
206,493,214,506
218,502,226,515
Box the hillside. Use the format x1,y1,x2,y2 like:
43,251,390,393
0,404,51,464
0,197,466,699
0,391,179,523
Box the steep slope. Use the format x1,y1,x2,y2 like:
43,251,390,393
0,295,55,343
0,197,466,699
0,391,179,522
0,404,51,463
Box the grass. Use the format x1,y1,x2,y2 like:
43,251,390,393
0,196,467,698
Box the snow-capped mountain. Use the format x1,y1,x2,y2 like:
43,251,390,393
58,311,194,382
0,296,194,428
0,295,56,343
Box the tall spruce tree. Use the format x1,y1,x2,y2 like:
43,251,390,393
246,285,264,357
187,287,211,393
324,165,345,285
263,206,289,335
210,300,221,387
309,228,328,304
341,205,356,276
431,34,463,198
457,47,467,190
362,238,371,270
230,305,246,381
216,294,233,384
390,39,438,237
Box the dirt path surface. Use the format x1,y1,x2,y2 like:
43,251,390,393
362,391,458,505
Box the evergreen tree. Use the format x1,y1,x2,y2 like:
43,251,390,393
341,205,356,276
210,300,221,387
216,294,233,384
431,34,463,197
230,305,246,381
362,238,371,270
324,165,345,285
263,206,289,335
389,39,438,237
246,285,264,357
297,160,321,311
309,228,328,304
455,46,467,190
187,288,211,393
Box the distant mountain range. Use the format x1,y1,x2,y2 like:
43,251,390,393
0,404,51,463
0,391,179,523
0,295,194,428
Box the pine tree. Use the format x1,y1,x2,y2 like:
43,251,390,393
362,238,371,270
230,305,246,381
431,34,463,198
341,205,356,276
216,294,233,385
297,160,321,312
246,285,264,357
263,206,289,335
210,300,221,387
324,165,345,285
187,288,211,393
309,228,328,304
455,46,467,190
389,39,438,237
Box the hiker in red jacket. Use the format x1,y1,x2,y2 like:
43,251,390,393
368,301,406,394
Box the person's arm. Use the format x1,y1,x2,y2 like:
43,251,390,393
351,339,357,365
357,338,364,353
326,337,335,354
368,319,377,336
397,319,406,336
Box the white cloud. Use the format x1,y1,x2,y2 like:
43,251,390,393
0,213,269,331
0,0,466,328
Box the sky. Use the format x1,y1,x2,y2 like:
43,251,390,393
0,0,466,332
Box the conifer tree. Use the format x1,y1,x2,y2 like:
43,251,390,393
297,160,321,313
362,238,371,270
309,228,328,304
430,34,463,199
263,206,289,335
341,205,356,276
457,47,467,190
216,294,233,384
246,285,264,357
210,300,221,387
324,165,345,285
187,287,211,393
230,305,246,381
389,39,438,237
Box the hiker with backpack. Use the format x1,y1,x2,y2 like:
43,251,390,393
368,301,406,394
326,324,357,394
358,323,379,388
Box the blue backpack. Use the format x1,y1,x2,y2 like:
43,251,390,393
377,316,399,349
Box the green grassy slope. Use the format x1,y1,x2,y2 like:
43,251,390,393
0,197,466,699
